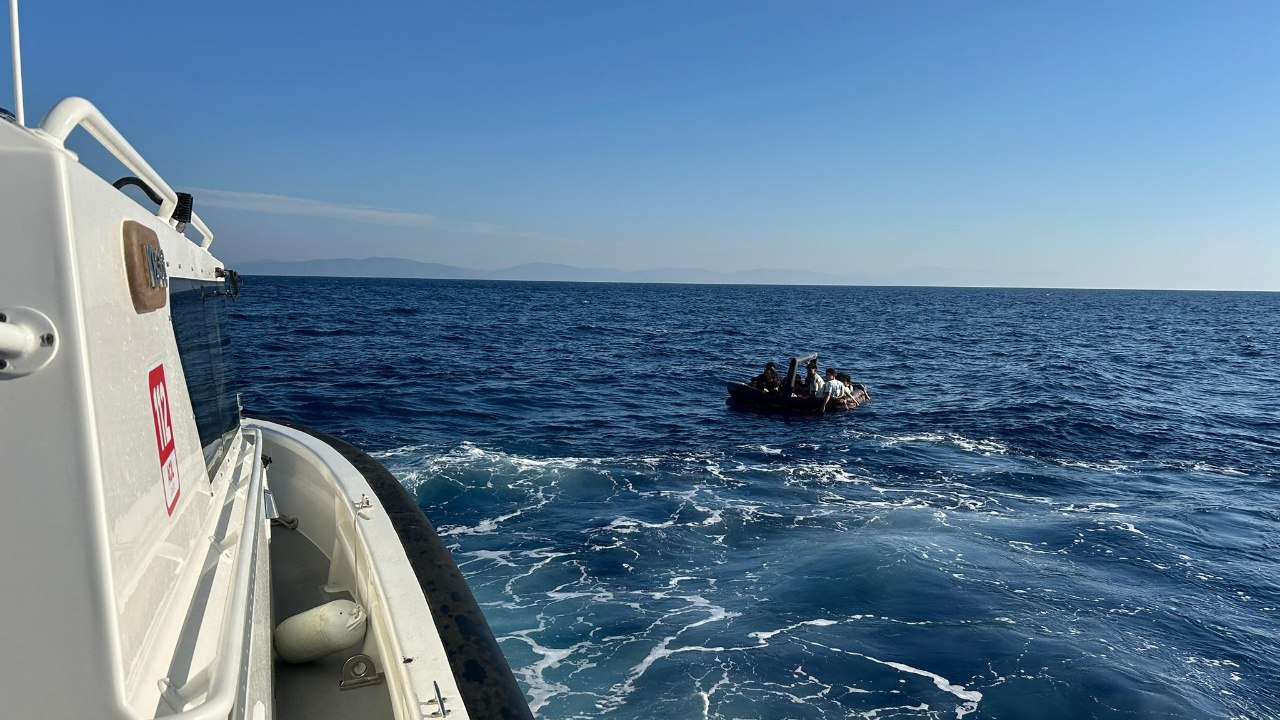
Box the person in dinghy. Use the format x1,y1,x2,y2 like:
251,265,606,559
748,361,783,394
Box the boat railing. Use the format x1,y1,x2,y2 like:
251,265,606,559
34,96,216,249
156,427,264,719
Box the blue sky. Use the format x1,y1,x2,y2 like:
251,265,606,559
8,1,1279,289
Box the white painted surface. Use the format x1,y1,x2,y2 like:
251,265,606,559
0,110,125,719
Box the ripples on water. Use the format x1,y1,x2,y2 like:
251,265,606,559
232,278,1280,719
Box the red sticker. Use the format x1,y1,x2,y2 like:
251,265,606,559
148,363,181,516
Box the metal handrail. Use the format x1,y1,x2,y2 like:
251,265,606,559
9,0,24,125
159,427,264,719
34,97,215,249
191,212,215,250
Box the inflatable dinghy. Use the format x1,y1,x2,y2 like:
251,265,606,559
726,352,870,413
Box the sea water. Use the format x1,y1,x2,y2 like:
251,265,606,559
232,278,1279,719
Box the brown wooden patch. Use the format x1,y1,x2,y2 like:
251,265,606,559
122,221,168,313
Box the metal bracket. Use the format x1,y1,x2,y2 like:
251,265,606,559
209,527,239,556
262,487,281,520
157,663,212,713
354,494,373,519
339,654,384,692
426,680,450,717
157,677,188,712
0,307,57,379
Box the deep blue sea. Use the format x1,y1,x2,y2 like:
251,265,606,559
231,277,1280,719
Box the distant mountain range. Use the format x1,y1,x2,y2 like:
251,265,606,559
234,257,1054,287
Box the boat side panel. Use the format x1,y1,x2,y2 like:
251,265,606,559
60,147,235,701
0,126,131,717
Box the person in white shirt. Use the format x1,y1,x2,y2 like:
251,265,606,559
824,368,846,397
837,373,862,405
802,359,825,398
821,368,846,411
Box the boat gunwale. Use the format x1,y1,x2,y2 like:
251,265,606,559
248,416,533,720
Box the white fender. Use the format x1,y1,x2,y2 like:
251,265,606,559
273,599,367,664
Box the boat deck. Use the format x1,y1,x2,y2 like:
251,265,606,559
270,525,394,720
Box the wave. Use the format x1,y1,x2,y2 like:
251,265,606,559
846,430,1012,456
373,440,1223,540
366,441,1277,718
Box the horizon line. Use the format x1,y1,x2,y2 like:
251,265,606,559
232,258,1277,294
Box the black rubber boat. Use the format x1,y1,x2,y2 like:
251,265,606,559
726,353,870,413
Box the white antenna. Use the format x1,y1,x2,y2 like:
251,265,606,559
8,0,23,125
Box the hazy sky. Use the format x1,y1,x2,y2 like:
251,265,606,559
9,1,1279,289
